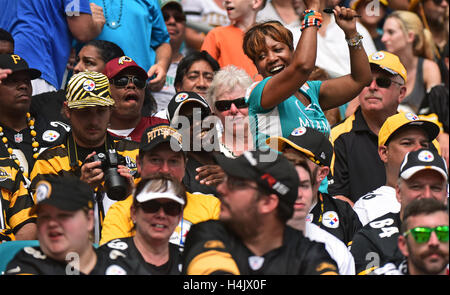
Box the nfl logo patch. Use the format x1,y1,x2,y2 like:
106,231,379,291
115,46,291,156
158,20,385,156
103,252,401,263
14,133,23,143
83,79,96,92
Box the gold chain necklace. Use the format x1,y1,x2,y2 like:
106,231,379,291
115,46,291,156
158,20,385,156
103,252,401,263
0,112,40,177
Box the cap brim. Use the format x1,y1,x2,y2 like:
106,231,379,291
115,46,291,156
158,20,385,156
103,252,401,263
113,66,148,81
213,153,258,181
266,136,316,159
400,166,448,181
387,120,441,145
139,136,183,153
13,68,41,80
29,198,83,216
171,99,210,123
136,191,185,205
67,96,115,109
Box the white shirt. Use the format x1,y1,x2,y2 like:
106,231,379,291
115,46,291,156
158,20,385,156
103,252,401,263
182,0,229,27
291,17,377,78
353,186,401,227
305,222,356,275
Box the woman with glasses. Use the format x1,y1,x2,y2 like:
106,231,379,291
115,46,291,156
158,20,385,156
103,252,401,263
97,174,186,275
242,0,372,149
206,65,254,158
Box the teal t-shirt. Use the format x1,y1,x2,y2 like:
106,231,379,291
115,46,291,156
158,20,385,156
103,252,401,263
246,77,330,193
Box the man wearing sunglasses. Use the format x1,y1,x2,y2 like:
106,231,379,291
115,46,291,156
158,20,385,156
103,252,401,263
373,198,448,275
330,51,408,206
350,148,448,274
104,56,168,143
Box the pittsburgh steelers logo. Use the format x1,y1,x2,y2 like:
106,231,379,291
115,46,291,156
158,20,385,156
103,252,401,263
35,181,52,203
371,51,385,61
322,211,340,228
418,150,434,162
83,79,96,92
405,112,419,121
42,130,60,142
105,265,127,275
291,126,307,136
175,92,190,103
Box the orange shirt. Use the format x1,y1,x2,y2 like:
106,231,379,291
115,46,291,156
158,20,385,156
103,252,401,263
201,25,262,81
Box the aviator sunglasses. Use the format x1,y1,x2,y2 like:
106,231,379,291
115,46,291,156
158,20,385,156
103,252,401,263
403,225,449,243
214,97,248,112
111,75,146,89
139,200,182,216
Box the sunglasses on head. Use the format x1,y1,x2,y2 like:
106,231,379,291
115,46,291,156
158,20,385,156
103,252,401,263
214,97,248,112
111,75,146,89
404,225,449,243
373,76,403,88
139,199,182,216
163,11,186,23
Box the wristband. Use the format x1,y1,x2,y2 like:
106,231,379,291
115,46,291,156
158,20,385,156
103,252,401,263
346,33,363,48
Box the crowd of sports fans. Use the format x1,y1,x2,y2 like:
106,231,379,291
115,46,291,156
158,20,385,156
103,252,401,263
0,0,448,276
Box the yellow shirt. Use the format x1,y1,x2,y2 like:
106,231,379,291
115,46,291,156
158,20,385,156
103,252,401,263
100,192,221,246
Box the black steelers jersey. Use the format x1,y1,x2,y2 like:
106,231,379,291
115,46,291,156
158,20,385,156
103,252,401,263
182,220,339,275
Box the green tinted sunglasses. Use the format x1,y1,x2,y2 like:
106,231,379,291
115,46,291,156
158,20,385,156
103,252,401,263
404,226,449,243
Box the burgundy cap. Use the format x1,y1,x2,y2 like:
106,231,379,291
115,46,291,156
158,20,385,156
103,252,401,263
103,56,148,80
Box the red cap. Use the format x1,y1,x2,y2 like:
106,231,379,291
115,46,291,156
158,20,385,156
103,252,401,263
103,56,148,80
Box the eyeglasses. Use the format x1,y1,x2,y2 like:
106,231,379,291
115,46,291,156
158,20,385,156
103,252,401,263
403,225,449,243
111,75,146,89
163,11,186,23
139,200,182,216
373,77,403,88
214,97,248,112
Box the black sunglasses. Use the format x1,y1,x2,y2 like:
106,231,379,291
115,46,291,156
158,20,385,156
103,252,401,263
374,77,403,88
139,200,182,216
214,97,248,112
432,0,448,5
163,11,186,23
111,75,146,89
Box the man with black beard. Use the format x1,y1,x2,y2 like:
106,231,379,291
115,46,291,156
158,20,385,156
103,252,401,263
182,150,339,275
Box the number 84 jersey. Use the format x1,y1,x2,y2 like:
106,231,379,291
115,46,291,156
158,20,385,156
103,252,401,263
349,212,404,275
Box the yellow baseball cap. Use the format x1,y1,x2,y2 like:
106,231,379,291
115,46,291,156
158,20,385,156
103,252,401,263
378,112,440,147
369,51,407,83
65,71,115,109
351,0,389,10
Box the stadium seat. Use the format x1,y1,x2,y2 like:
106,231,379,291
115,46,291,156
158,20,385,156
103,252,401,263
0,240,40,274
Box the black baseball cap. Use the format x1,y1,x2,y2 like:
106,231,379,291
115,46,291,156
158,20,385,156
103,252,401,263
399,148,448,181
166,91,211,126
266,126,333,167
214,150,299,207
0,54,41,79
30,176,94,215
139,123,184,153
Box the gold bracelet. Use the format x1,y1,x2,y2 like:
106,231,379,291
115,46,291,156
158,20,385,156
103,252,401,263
346,33,363,48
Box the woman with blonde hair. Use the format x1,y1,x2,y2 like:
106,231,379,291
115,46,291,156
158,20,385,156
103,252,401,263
381,10,441,114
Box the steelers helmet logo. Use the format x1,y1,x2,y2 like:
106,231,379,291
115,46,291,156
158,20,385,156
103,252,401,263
83,79,96,92
35,180,52,203
175,92,190,103
405,112,419,121
371,51,385,61
291,126,307,136
418,150,434,162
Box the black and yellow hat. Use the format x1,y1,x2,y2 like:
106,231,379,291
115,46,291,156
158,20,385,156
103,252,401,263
266,126,333,167
65,71,115,109
30,176,94,215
